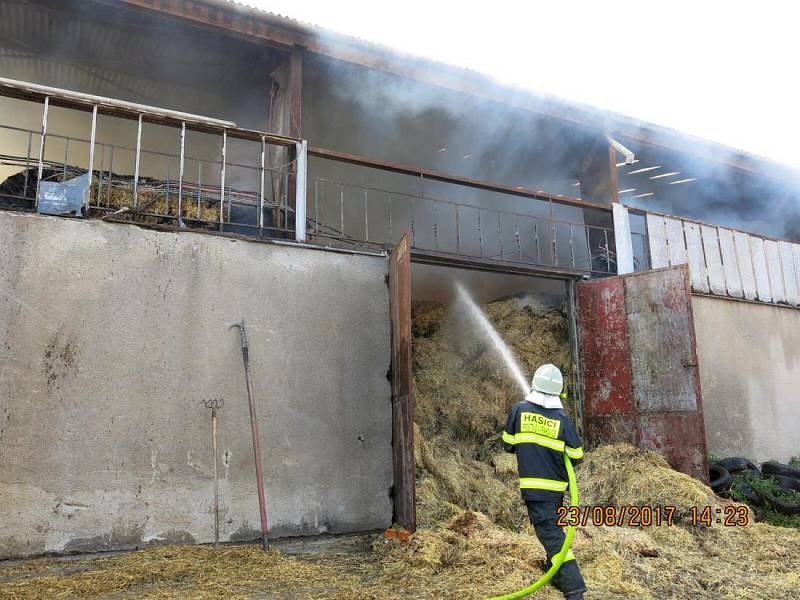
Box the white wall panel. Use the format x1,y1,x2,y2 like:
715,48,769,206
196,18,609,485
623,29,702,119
684,222,709,293
734,232,758,301
646,213,669,269
665,217,688,266
779,242,800,305
765,241,786,303
701,225,726,295
750,237,772,303
718,228,743,297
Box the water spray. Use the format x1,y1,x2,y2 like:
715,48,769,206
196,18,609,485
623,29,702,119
454,282,530,396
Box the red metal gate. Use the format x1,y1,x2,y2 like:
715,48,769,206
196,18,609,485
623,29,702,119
389,232,416,531
576,265,708,482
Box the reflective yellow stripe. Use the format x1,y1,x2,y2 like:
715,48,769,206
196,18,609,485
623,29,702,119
565,445,584,459
503,431,565,452
519,477,569,491
515,433,565,451
562,550,576,562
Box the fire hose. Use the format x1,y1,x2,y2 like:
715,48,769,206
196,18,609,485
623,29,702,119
487,454,579,600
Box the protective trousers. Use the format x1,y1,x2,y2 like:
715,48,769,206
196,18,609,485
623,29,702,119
526,501,586,597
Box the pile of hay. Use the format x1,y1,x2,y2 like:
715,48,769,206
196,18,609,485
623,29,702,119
0,545,364,600
89,181,221,223
412,297,572,531
396,296,800,599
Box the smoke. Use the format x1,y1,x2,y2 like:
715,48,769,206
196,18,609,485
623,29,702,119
618,133,800,242
304,52,598,205
304,47,800,244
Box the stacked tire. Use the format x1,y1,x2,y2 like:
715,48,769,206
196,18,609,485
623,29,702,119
709,457,800,517
761,462,800,516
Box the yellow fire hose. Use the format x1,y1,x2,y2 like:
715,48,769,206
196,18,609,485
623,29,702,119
487,454,579,600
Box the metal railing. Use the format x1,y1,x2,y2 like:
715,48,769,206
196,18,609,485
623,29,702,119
0,77,616,276
308,175,617,275
0,77,306,241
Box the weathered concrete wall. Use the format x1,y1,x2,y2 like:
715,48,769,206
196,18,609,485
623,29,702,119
0,211,392,559
693,295,800,463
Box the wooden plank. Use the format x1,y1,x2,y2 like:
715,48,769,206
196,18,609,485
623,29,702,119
749,237,772,303
664,217,688,266
286,46,303,215
734,231,757,300
388,232,416,532
608,145,620,203
700,225,726,295
765,240,785,303
779,242,800,305
717,228,743,298
646,213,669,269
683,222,709,293
288,46,303,138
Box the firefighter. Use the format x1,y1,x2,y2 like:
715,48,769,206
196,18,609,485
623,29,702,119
502,363,587,600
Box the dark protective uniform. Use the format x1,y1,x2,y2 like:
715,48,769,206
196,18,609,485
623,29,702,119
503,399,587,598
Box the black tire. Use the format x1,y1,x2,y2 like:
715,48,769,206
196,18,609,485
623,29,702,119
733,482,763,506
762,461,800,479
710,464,732,493
767,495,800,516
737,468,762,481
767,473,800,493
718,457,759,474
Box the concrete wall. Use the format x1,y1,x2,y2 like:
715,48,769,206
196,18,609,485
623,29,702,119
0,211,392,559
693,295,800,463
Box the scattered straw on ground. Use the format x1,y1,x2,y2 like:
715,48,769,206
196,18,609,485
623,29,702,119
2,295,799,599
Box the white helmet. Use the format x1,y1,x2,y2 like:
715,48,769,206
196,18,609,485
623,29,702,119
531,364,563,396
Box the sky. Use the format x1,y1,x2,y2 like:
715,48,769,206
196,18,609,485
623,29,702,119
247,0,800,169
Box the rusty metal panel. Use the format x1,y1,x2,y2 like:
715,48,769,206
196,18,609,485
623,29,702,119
749,237,772,302
637,414,708,483
576,277,635,417
734,231,758,300
624,267,699,412
779,242,799,306
646,213,669,269
389,232,416,532
577,266,708,482
718,228,743,298
765,241,785,303
664,217,688,266
700,225,726,295
683,222,709,293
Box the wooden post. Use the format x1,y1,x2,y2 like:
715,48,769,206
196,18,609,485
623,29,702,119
287,45,303,236
389,232,416,532
609,143,620,203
